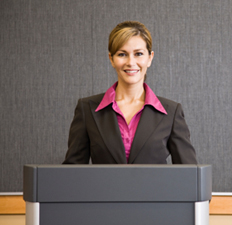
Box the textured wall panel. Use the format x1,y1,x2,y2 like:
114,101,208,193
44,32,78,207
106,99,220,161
0,0,232,191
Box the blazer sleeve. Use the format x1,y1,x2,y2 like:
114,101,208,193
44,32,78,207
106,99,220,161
63,99,90,164
167,103,197,164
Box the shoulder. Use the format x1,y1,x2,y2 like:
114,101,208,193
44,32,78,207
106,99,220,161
156,96,183,115
157,96,178,107
73,93,106,116
79,93,105,104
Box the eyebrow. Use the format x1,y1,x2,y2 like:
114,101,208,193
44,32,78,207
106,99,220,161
118,49,146,52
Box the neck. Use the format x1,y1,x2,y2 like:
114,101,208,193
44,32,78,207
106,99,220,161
115,81,145,103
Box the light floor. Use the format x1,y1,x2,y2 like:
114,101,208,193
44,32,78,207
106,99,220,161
0,215,25,225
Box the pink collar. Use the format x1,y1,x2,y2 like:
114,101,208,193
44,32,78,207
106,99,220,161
95,82,167,115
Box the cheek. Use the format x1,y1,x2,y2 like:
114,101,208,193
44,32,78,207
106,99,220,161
113,60,124,69
139,59,150,69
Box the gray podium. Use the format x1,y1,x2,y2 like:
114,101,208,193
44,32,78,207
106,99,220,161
23,165,212,225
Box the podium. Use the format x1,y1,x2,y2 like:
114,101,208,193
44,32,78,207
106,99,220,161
23,165,211,225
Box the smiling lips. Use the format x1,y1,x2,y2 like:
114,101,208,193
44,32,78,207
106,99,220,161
124,69,139,75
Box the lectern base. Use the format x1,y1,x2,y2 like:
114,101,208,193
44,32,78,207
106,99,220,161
26,201,209,225
26,202,39,225
195,201,209,225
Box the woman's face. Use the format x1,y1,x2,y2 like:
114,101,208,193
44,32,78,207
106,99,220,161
109,36,154,87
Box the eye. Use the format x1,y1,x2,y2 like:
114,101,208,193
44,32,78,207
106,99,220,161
117,52,126,57
135,52,143,56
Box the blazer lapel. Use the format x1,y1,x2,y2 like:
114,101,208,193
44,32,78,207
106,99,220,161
128,105,167,163
89,100,127,164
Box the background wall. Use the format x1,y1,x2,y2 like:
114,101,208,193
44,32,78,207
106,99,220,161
1,0,232,192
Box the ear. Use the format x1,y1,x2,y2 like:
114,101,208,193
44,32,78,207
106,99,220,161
109,53,115,68
147,51,154,68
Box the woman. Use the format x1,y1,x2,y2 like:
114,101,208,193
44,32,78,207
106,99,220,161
63,21,197,164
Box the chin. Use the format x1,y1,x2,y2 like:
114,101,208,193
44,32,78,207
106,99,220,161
124,78,144,86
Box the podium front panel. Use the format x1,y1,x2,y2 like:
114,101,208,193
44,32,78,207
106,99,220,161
40,202,194,225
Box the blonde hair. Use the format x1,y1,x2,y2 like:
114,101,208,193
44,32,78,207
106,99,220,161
108,21,152,57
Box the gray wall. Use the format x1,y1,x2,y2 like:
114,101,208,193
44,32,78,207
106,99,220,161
1,0,232,192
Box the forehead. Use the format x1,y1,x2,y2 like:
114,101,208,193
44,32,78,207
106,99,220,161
118,36,147,51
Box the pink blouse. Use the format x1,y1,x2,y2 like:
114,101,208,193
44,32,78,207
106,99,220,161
95,82,167,162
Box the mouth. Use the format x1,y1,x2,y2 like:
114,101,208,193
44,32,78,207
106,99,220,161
124,69,139,74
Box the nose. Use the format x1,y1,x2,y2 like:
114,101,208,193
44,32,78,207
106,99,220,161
126,55,136,66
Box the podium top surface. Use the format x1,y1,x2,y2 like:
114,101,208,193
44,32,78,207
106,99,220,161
23,164,212,203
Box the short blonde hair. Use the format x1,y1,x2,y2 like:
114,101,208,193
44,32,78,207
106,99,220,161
108,21,152,57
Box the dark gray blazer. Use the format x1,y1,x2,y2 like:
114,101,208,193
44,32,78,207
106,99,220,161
63,93,197,164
